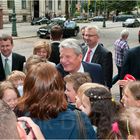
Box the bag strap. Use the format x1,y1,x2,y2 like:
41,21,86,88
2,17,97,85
75,110,87,139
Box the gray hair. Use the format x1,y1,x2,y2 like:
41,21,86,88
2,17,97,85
120,29,129,37
85,25,100,37
59,38,82,55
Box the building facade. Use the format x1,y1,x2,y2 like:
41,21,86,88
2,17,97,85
0,0,65,23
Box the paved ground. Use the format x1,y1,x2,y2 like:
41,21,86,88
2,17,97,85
1,21,140,102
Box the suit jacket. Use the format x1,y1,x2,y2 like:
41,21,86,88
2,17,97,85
120,46,140,80
56,61,105,85
83,44,113,88
0,52,26,81
49,41,60,65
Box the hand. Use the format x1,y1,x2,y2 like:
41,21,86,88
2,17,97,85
17,117,45,140
117,79,133,88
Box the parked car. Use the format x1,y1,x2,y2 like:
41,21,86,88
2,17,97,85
37,20,79,38
91,16,106,22
72,16,87,21
115,15,134,22
122,18,140,27
31,17,49,25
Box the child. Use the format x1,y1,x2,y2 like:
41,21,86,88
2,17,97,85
64,72,92,104
7,70,26,96
0,80,20,110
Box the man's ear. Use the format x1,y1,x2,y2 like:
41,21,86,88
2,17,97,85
128,134,136,140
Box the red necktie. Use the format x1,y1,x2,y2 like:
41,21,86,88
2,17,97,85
85,49,92,63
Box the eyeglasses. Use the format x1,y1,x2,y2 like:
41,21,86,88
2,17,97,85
84,34,97,37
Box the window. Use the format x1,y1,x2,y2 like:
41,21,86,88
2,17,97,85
58,0,61,10
23,15,27,22
22,0,26,9
7,0,13,9
48,0,52,10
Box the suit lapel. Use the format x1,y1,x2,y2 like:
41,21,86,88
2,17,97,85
91,45,101,63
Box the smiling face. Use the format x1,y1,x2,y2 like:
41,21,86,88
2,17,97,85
65,82,76,103
60,47,82,73
2,89,18,110
121,88,139,107
36,48,48,59
1,39,13,57
84,28,99,48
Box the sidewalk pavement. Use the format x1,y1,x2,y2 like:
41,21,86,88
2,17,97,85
1,22,39,39
0,21,122,40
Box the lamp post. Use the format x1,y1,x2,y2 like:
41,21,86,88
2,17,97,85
102,0,106,28
11,0,17,36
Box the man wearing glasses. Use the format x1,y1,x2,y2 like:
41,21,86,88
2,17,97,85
83,25,113,89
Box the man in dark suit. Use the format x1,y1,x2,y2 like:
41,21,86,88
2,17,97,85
120,46,140,80
0,34,26,81
49,25,63,65
83,25,113,89
56,38,105,85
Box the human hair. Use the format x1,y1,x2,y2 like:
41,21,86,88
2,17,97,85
120,29,129,38
7,70,26,84
107,107,140,139
77,83,106,103
18,62,67,120
0,100,20,139
59,38,82,55
50,25,63,40
1,33,13,45
0,80,20,99
33,40,52,59
25,55,46,73
123,81,140,100
80,26,87,31
84,86,120,139
64,72,92,93
85,25,100,37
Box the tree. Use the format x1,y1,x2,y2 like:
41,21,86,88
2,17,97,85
65,0,69,19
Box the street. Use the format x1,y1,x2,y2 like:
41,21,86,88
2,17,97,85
1,21,140,101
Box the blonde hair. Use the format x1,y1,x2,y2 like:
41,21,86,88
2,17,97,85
33,40,52,59
7,70,26,83
0,80,20,99
77,83,108,103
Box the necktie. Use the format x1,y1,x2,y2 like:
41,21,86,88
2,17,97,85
85,49,92,63
5,58,10,76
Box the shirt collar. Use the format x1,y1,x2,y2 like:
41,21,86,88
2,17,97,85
1,53,12,61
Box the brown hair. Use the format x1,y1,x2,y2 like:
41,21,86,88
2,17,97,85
25,55,45,73
64,72,92,93
50,25,63,40
123,81,140,100
33,40,52,59
0,80,20,99
18,62,67,120
1,34,13,45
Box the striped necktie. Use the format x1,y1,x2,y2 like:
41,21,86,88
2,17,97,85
5,58,10,76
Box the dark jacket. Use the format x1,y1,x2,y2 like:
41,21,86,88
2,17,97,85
83,44,113,88
56,61,105,85
0,52,26,81
120,46,140,80
32,109,97,139
49,42,60,65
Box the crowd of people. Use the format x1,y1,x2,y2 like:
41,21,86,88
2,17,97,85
0,23,140,139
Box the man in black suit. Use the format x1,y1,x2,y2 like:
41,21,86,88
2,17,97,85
83,25,113,89
56,38,104,85
49,25,63,65
0,34,26,81
120,46,140,80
